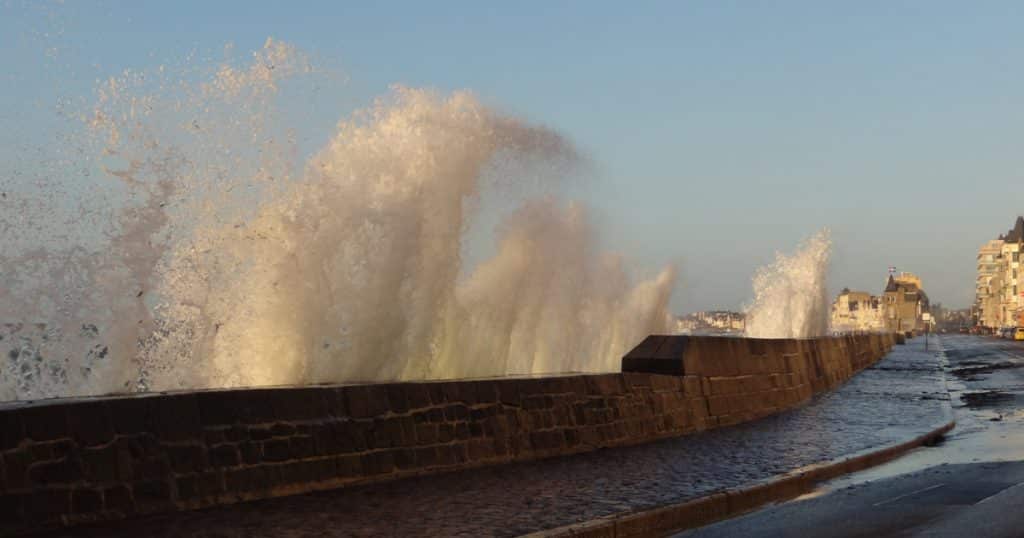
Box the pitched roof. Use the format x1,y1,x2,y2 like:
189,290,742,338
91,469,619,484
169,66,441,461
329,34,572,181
1004,216,1024,243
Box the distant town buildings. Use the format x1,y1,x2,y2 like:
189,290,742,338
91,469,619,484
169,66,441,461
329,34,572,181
829,271,930,333
883,272,929,332
674,311,745,334
830,289,884,332
974,217,1024,330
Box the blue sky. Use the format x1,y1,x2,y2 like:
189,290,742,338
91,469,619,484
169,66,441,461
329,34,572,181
4,1,1024,311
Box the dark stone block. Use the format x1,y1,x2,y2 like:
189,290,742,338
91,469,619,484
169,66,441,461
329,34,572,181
106,398,150,435
455,423,470,440
176,474,199,501
203,428,226,445
289,436,316,459
438,424,455,443
415,423,437,445
0,493,24,527
149,395,200,442
133,480,172,504
325,389,348,418
249,426,274,441
334,454,362,478
103,485,134,516
392,448,416,470
240,442,262,465
29,457,82,485
361,451,394,475
270,423,296,437
21,405,68,442
444,404,470,421
81,445,122,482
415,446,437,467
67,401,114,447
196,391,245,427
224,425,248,443
498,380,525,406
262,439,291,462
71,488,103,514
3,449,31,489
29,439,73,461
209,444,240,468
269,388,326,422
585,375,626,396
384,385,410,414
472,381,499,404
425,383,445,405
26,489,69,520
243,390,276,424
226,467,269,493
334,421,369,453
178,471,223,501
436,445,457,466
405,384,431,410
426,408,445,423
344,386,390,419
0,412,25,451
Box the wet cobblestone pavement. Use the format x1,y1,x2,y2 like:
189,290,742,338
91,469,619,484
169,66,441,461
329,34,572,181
46,339,952,538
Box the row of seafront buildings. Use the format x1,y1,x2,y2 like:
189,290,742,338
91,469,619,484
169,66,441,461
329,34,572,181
829,272,930,333
974,217,1024,331
674,311,745,334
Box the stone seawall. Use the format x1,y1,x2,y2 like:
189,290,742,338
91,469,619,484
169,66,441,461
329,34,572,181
0,333,894,535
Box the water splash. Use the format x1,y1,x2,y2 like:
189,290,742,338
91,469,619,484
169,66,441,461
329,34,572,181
0,40,676,401
744,230,831,338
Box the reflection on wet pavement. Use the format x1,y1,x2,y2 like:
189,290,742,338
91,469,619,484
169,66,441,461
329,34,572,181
815,334,1024,491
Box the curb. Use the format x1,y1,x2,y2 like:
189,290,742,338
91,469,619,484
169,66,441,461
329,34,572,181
522,420,955,538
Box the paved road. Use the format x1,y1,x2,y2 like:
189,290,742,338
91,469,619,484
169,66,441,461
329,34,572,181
679,334,1024,537
39,340,950,537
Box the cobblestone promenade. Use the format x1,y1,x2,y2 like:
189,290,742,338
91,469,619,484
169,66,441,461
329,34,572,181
47,339,952,538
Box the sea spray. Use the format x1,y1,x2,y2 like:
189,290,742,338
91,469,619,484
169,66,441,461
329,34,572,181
744,229,831,338
0,40,677,401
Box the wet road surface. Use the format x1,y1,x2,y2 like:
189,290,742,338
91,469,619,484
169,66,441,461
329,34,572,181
37,338,950,537
679,334,1024,537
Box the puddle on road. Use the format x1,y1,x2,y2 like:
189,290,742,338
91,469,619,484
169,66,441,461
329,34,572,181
960,390,1017,409
949,362,1024,381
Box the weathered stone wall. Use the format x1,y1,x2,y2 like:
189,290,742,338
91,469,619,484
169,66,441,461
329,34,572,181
0,333,894,535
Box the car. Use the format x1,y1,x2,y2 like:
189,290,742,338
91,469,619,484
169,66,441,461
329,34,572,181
1015,328,1024,341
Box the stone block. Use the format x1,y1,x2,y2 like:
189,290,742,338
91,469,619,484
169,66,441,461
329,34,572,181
21,405,68,442
225,466,269,493
262,439,291,463
103,485,134,516
361,450,395,475
29,457,82,485
3,449,31,490
585,375,625,396
81,445,123,482
289,436,317,459
209,444,240,468
403,384,432,410
25,489,69,520
0,493,24,527
344,385,390,419
0,412,25,451
71,488,103,514
149,394,201,442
